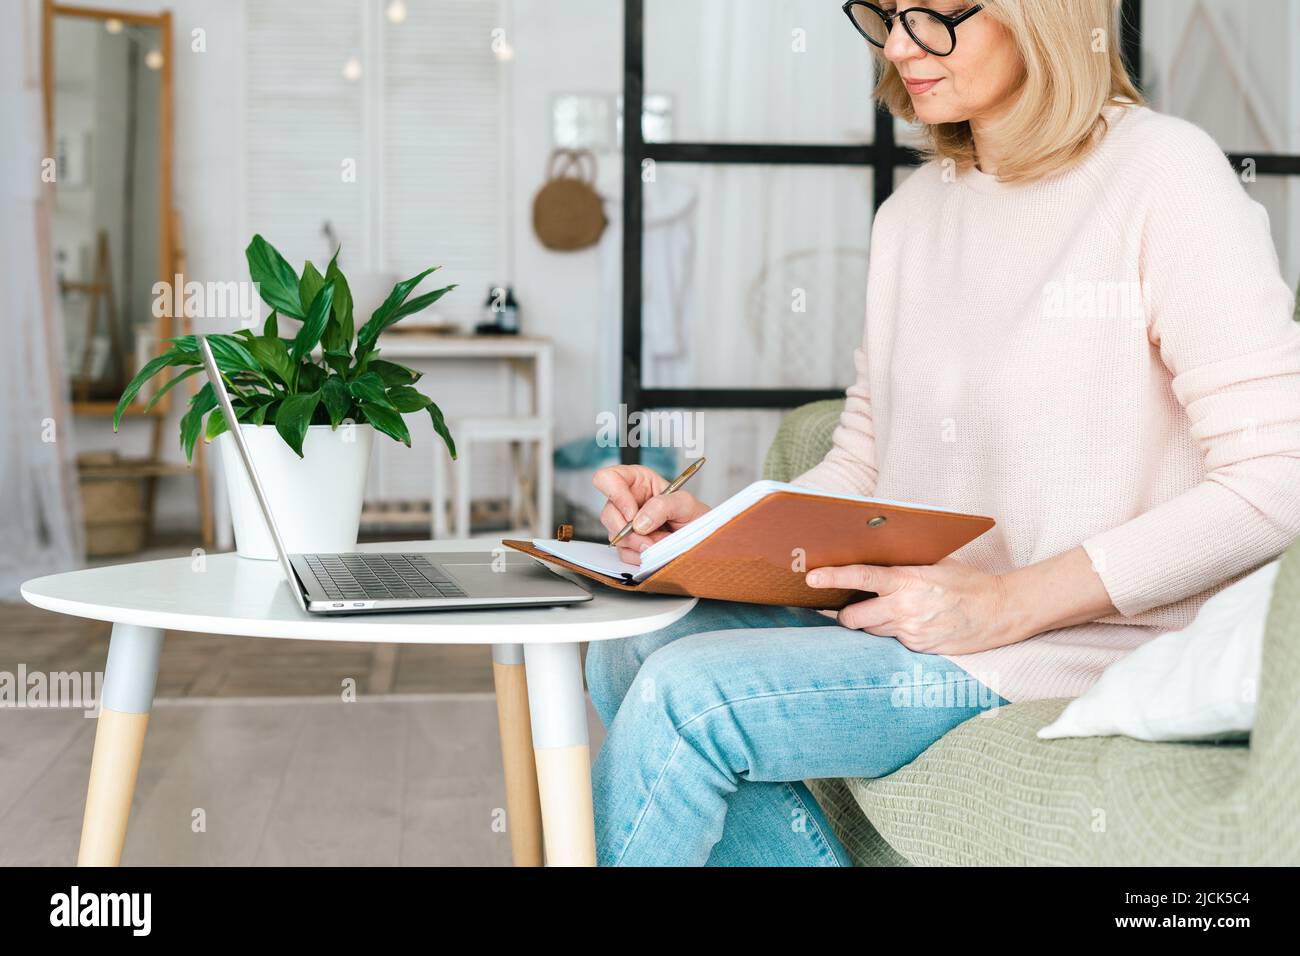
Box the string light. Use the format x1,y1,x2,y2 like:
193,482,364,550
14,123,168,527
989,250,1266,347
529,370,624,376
342,55,363,81
385,0,408,24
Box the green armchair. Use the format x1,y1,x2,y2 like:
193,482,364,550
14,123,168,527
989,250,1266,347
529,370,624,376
763,401,1300,865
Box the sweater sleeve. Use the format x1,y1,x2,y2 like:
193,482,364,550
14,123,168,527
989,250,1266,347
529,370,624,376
1080,122,1300,617
791,343,879,496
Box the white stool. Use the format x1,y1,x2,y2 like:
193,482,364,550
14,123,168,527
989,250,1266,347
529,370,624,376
432,416,553,540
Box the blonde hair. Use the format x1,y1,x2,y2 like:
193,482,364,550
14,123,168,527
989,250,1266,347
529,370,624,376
875,0,1145,183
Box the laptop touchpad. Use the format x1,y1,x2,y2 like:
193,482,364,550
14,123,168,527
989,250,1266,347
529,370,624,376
441,560,586,598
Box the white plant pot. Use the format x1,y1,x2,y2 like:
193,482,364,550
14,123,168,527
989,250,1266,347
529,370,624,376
216,424,375,560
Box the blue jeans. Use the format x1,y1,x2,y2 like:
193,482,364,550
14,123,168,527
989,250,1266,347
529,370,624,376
585,599,1007,866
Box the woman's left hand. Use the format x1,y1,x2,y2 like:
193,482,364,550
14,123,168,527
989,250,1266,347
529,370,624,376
805,558,1024,655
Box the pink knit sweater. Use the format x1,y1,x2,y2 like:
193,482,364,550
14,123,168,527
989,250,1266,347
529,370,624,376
794,104,1300,702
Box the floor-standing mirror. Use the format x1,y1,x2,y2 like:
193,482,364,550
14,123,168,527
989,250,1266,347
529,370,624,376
46,3,172,405
43,3,210,553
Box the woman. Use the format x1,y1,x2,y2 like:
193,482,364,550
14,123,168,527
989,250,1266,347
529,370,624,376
585,0,1300,866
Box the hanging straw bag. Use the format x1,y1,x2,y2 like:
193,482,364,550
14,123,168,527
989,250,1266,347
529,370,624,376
532,148,607,251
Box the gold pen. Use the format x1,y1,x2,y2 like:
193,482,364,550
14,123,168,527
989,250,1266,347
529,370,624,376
609,457,707,547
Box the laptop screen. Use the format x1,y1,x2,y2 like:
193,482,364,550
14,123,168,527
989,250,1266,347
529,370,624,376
198,337,307,610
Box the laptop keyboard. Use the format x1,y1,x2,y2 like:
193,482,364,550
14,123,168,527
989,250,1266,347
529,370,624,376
304,553,467,601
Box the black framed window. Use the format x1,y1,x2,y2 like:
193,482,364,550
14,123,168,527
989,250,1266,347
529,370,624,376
620,0,1298,466
622,0,925,470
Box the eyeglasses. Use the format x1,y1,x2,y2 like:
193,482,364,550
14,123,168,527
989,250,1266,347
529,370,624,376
842,2,985,57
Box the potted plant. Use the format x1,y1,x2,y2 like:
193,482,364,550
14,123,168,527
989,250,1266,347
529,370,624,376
114,235,457,560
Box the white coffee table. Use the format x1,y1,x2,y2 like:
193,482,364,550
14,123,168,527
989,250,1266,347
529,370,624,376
20,540,696,867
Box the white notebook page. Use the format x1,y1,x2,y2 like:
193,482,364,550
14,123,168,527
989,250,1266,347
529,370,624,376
530,480,964,584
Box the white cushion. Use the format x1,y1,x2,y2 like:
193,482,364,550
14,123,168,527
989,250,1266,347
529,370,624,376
1037,560,1281,743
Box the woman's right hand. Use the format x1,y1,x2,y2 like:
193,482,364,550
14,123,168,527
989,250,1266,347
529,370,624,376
592,464,711,564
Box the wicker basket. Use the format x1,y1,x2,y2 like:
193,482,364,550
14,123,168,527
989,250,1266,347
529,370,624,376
78,459,150,557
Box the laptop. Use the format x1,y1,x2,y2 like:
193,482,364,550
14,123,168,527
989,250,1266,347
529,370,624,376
198,336,592,614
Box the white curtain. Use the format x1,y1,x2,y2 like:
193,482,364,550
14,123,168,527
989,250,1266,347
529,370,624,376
0,0,84,597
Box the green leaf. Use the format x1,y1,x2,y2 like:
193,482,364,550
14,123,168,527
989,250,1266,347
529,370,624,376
370,359,421,387
373,385,456,459
264,311,279,338
246,336,295,387
207,334,262,376
348,371,393,408
299,261,326,315
356,268,438,353
245,235,304,319
143,364,204,414
353,349,376,379
425,399,457,460
361,403,411,447
250,398,279,424
385,385,428,413
291,282,335,364
115,348,197,428
322,348,352,378
274,390,321,458
204,403,245,442
322,250,354,352
179,383,218,462
298,363,326,393
321,375,352,427
390,284,456,324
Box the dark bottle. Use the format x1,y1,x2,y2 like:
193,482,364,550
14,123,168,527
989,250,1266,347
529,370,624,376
476,284,520,335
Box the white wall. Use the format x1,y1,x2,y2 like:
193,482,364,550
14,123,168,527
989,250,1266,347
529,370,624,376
507,0,621,446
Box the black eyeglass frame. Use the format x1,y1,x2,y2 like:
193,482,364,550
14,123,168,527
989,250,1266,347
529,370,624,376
842,2,985,57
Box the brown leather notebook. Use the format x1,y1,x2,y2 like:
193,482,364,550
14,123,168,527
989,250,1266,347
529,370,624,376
503,487,994,610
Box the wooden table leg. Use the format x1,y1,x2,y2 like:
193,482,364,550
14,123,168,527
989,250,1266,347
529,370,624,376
523,641,596,867
491,643,543,867
79,623,164,866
